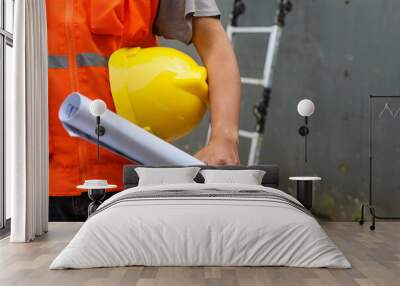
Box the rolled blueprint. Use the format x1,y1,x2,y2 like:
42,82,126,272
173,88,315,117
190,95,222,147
59,92,204,165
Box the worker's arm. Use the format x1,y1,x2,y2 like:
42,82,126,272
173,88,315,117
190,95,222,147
192,17,241,165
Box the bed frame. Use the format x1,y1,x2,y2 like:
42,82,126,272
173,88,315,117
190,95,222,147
123,165,279,189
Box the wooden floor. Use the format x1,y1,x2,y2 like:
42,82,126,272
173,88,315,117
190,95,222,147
0,222,399,286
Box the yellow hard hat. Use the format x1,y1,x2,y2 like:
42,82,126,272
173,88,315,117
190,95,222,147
108,47,209,141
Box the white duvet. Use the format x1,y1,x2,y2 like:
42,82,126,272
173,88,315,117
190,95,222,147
50,183,351,269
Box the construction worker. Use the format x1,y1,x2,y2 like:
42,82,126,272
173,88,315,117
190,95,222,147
47,0,241,221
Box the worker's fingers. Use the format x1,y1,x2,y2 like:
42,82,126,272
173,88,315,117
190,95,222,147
194,147,240,166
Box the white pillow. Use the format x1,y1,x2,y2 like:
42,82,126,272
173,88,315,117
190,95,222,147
135,167,200,186
200,169,266,185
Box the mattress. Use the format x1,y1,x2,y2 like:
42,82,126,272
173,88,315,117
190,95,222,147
50,183,351,269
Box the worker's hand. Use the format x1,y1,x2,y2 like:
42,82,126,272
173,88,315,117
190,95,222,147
194,137,240,165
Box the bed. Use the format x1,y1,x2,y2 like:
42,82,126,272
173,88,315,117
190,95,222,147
50,165,350,269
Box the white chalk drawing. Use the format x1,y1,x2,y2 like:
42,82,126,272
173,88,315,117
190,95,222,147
378,103,400,119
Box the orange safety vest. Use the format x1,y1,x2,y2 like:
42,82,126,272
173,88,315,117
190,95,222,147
46,0,159,196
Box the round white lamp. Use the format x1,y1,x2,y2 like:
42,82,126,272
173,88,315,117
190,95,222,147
89,99,107,159
90,99,107,117
297,99,315,117
297,99,315,163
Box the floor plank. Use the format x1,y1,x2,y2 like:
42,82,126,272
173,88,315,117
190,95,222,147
0,222,399,286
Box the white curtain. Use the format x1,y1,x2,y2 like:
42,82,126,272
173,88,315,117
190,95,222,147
9,0,49,242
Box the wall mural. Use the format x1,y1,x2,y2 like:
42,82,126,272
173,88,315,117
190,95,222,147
170,0,400,220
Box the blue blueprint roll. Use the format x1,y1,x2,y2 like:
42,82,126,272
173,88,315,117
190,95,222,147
59,92,204,166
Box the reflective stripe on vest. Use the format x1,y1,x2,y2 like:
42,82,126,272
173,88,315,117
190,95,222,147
77,53,108,67
48,53,109,69
48,55,68,68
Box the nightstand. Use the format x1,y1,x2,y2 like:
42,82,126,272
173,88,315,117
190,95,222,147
289,176,321,210
77,180,117,216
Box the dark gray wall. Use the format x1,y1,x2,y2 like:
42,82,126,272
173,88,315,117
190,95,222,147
162,0,400,220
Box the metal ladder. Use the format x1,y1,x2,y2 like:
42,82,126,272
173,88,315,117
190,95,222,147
207,0,292,165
